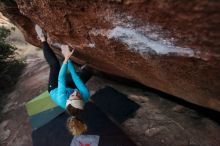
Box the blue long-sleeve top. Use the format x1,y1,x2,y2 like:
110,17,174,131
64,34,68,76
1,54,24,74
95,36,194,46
50,60,90,109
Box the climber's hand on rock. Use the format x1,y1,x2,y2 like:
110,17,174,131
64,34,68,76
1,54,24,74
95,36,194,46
62,45,74,63
64,49,74,63
61,45,70,57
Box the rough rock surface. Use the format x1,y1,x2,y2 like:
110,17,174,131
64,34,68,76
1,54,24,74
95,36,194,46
0,56,48,146
1,0,220,111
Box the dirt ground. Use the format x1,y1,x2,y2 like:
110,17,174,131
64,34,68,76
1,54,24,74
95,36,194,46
0,13,220,146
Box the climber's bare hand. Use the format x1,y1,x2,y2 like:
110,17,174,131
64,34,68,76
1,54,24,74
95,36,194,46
61,45,74,63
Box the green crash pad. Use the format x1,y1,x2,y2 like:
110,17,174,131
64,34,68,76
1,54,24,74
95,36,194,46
25,91,58,116
30,106,64,129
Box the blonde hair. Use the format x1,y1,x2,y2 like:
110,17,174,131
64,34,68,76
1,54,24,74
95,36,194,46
66,116,87,135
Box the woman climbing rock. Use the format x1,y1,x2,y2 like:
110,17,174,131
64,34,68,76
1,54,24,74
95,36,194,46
35,24,92,135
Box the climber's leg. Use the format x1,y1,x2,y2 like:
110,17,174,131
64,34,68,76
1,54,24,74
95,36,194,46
42,41,60,92
35,24,60,92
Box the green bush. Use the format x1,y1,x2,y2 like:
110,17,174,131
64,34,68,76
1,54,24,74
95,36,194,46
0,26,25,112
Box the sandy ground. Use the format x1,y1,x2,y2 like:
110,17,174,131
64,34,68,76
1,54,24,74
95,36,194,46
0,13,220,146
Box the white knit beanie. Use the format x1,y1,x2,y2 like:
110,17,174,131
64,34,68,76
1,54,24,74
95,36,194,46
66,99,85,110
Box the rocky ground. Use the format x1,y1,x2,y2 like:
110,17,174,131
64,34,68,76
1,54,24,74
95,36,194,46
0,13,220,146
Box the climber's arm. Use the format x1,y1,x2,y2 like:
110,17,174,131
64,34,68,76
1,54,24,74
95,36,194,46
55,45,75,109
68,60,90,102
56,62,68,109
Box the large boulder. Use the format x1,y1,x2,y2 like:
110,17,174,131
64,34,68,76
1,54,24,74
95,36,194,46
1,0,220,111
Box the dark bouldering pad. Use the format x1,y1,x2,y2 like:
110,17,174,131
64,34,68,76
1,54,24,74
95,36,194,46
32,102,137,146
91,86,140,123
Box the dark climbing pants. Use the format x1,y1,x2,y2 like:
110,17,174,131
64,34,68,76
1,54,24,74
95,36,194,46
42,42,92,92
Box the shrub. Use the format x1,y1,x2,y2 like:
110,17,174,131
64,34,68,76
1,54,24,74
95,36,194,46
0,26,25,113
